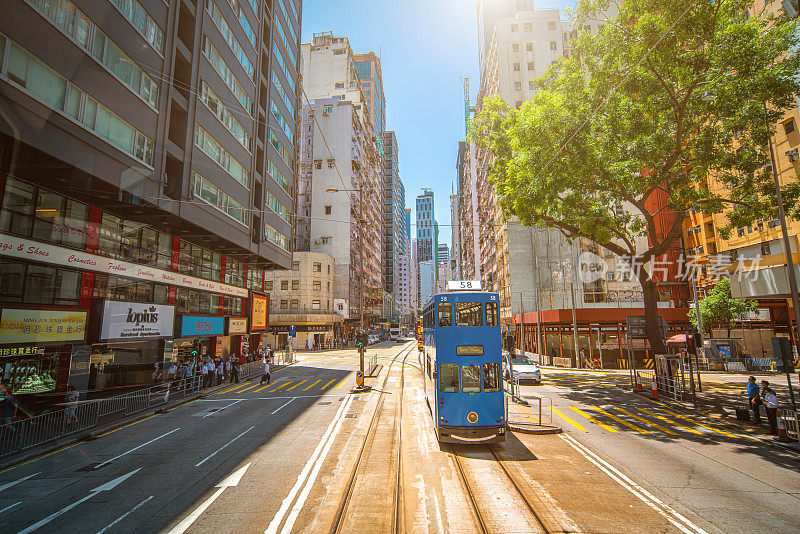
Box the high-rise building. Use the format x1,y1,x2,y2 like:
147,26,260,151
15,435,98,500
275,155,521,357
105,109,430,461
382,131,405,319
416,189,436,262
450,190,462,279
297,33,384,327
410,238,419,312
0,0,301,403
354,51,386,138
438,243,450,266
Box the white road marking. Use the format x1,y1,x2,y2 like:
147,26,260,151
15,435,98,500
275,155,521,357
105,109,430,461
270,399,294,415
560,434,708,534
94,428,180,469
17,469,140,534
0,472,39,493
95,495,154,534
195,426,255,467
279,395,354,534
167,463,251,534
0,502,22,514
265,395,353,534
202,399,245,418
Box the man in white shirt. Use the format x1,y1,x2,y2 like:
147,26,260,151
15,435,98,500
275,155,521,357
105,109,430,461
260,358,270,385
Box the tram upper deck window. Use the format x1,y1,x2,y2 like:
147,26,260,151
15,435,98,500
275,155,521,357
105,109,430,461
455,302,483,327
461,364,481,393
438,302,452,327
483,362,501,392
486,302,498,327
439,363,459,392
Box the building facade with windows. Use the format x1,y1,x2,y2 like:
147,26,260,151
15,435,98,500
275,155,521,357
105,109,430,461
382,131,407,320
416,189,436,263
262,251,342,350
0,0,301,409
298,33,384,328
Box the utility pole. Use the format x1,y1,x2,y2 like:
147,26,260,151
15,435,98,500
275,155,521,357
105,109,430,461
766,104,799,411
692,275,703,392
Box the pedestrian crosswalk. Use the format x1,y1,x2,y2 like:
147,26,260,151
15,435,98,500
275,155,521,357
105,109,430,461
548,402,751,440
210,376,352,396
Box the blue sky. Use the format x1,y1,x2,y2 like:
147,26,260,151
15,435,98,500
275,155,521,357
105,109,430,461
300,0,575,248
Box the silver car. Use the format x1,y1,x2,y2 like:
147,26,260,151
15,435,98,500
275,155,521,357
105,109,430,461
503,356,541,385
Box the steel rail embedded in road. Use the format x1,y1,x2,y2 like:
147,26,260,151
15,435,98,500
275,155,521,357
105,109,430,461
449,445,488,534
487,445,550,533
329,343,413,534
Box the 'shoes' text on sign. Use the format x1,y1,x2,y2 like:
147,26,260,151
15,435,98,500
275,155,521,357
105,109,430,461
100,301,175,340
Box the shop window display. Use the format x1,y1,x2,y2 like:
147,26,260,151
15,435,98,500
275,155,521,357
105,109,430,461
89,340,162,391
0,352,59,395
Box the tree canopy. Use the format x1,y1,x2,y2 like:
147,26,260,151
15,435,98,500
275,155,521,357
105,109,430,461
472,0,800,353
688,279,757,336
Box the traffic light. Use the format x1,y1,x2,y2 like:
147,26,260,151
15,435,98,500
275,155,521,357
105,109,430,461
687,336,697,356
356,332,368,349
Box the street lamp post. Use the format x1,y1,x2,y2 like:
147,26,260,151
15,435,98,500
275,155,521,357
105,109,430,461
328,185,366,385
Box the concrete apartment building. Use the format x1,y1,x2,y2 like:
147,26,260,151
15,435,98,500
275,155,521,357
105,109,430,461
410,237,419,312
416,189,437,262
297,32,383,330
457,139,480,282
262,251,342,350
354,51,386,140
382,131,408,320
0,0,301,405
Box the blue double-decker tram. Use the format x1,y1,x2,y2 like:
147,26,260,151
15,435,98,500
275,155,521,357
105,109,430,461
420,285,506,443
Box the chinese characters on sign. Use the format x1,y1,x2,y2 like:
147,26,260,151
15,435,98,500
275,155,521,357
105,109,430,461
0,309,88,344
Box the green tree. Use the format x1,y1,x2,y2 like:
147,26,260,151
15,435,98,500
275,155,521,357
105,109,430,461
688,279,757,337
472,0,800,353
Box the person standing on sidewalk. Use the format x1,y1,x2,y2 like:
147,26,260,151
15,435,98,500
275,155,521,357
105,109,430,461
230,357,239,383
761,380,780,435
260,357,270,385
215,359,224,386
747,376,762,425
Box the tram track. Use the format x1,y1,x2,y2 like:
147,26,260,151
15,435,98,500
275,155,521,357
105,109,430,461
329,342,412,534
448,442,552,534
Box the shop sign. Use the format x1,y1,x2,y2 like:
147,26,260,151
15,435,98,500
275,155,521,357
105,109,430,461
0,233,248,298
0,309,87,344
228,317,247,334
0,345,46,357
181,315,224,337
100,301,175,340
251,293,268,331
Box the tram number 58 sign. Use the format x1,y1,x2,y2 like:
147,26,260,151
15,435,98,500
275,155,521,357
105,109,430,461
447,280,482,291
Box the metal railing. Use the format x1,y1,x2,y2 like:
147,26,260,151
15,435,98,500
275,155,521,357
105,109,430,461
782,409,799,441
637,370,686,402
0,359,277,460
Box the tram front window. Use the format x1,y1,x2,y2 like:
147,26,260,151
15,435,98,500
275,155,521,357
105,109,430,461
461,364,481,393
438,302,452,327
439,363,459,392
455,302,483,327
483,362,501,392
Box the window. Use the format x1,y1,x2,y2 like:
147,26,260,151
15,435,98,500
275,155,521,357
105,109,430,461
206,0,254,79
333,48,346,55
483,363,501,392
265,280,274,290
529,81,535,89
281,280,288,290
315,160,322,169
280,299,288,310
292,260,300,270
527,62,534,71
510,24,518,32
321,237,331,244
439,363,459,393
312,299,321,309
512,43,519,52
328,265,331,274
524,23,532,31
548,21,557,30
290,299,299,309
313,280,321,291
514,81,522,91
762,242,772,255
550,41,557,51
327,158,335,168
191,172,248,226
513,63,520,71
271,100,294,143
737,227,745,237
486,302,498,327
784,120,796,135
202,36,253,115
272,71,295,117
194,125,250,188
199,80,249,150
461,364,481,393
292,280,300,290
313,262,322,272
526,43,533,51
335,82,344,88
438,302,452,327
324,205,332,215
455,302,483,327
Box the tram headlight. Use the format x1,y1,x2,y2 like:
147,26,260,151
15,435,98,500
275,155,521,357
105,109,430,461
467,411,479,424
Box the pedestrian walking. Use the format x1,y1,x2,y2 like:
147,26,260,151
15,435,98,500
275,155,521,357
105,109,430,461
230,357,239,383
216,360,224,386
746,376,761,425
202,359,211,388
225,358,232,382
260,358,271,385
761,380,780,435
65,385,79,425
0,381,19,425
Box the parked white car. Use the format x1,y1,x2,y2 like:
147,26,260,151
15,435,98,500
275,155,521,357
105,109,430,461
503,356,541,385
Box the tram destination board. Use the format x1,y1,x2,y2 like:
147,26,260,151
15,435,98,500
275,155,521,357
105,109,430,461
626,315,669,340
